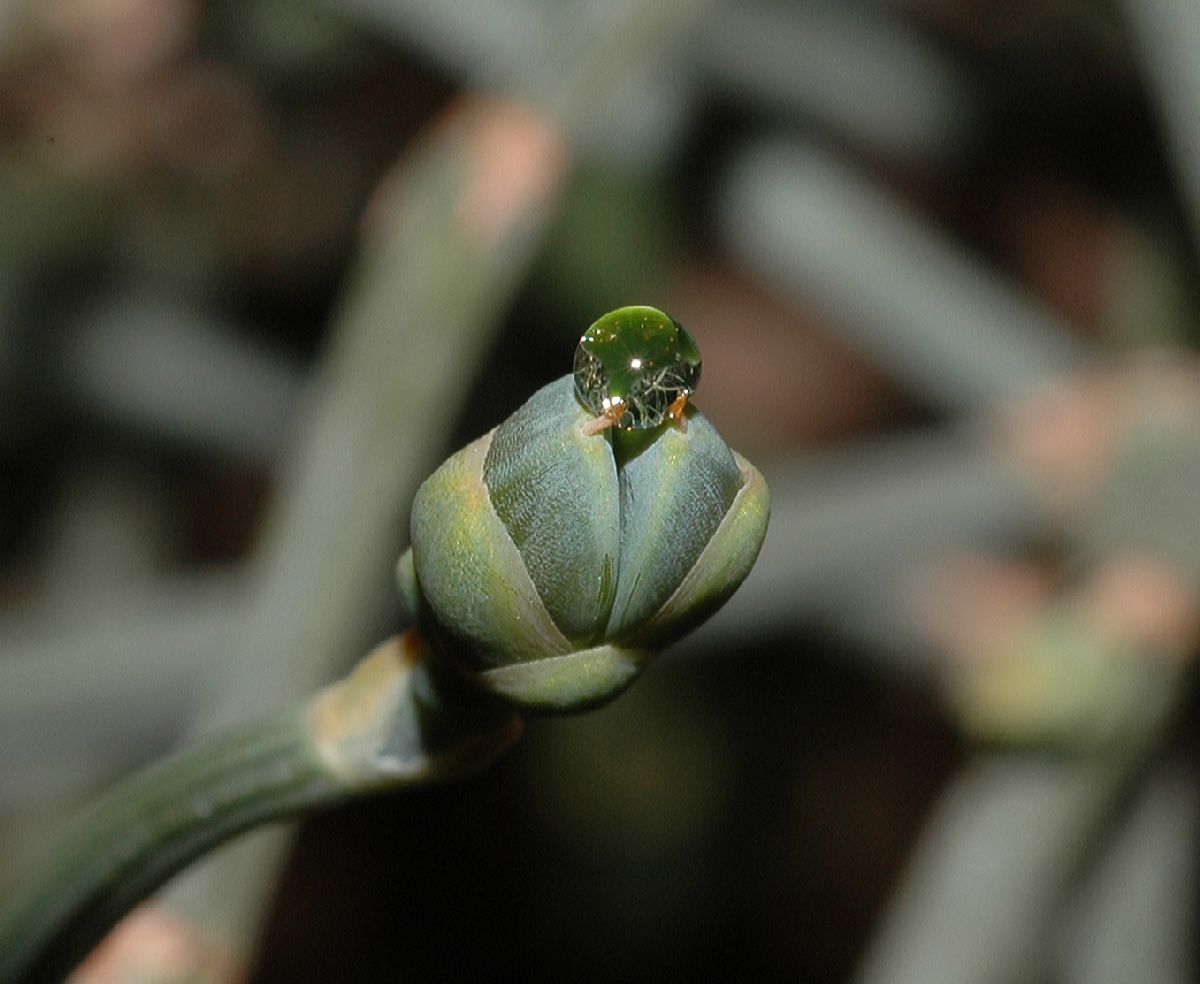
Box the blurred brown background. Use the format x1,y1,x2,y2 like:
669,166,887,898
2,1,1200,982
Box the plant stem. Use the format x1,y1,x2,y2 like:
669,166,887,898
0,705,326,984
1125,0,1200,246
0,634,521,984
853,686,1177,984
719,138,1089,411
0,575,243,811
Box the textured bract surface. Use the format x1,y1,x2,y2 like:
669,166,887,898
484,378,619,645
404,373,768,712
573,305,701,430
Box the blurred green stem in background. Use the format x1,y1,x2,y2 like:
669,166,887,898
132,1,715,975
139,92,562,973
853,723,1177,984
720,139,1087,413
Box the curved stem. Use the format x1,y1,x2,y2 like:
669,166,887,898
0,706,328,984
0,634,521,984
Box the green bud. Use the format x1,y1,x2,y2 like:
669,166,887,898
400,375,769,712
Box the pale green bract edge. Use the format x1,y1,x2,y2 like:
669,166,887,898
605,408,743,638
479,643,653,712
622,452,770,651
484,375,620,645
410,432,573,670
396,547,420,624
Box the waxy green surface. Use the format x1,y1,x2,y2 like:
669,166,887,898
405,371,769,712
573,305,702,430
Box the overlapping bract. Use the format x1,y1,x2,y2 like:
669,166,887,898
399,375,769,711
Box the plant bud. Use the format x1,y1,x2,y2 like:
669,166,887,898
399,374,768,712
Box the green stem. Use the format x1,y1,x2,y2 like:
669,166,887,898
0,634,521,984
0,706,329,984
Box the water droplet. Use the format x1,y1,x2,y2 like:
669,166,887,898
573,306,701,431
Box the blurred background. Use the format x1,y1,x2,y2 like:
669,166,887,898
3,0,1200,981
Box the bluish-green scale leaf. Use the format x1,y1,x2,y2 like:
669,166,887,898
606,408,742,639
484,375,620,644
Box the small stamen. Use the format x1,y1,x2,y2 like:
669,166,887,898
582,414,617,436
667,393,690,432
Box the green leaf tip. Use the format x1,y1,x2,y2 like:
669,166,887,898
406,372,768,712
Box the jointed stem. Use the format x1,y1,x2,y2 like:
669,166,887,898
0,635,521,984
0,706,330,984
